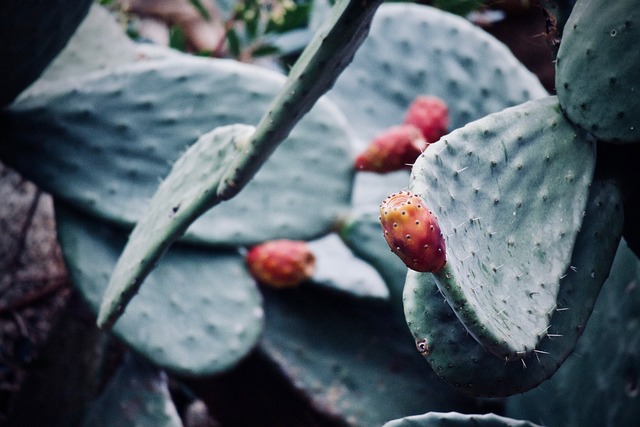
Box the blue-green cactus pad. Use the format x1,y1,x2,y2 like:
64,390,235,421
327,2,548,210
555,0,640,143
3,53,355,246
259,287,478,426
0,0,92,106
410,96,596,360
81,354,182,427
96,124,258,329
339,211,410,303
56,204,264,376
403,179,623,397
506,239,640,426
329,2,547,147
308,234,389,300
383,412,543,427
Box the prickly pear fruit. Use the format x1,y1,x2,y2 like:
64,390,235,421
354,124,427,173
403,96,449,143
245,240,316,288
379,191,446,272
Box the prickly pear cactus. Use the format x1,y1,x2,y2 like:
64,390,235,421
55,204,264,376
329,3,547,147
259,286,480,426
339,210,410,302
506,239,640,426
403,179,624,397
555,0,640,143
3,55,355,246
0,0,92,107
383,412,543,427
410,96,596,361
93,0,384,329
308,234,389,299
327,2,548,211
81,353,182,427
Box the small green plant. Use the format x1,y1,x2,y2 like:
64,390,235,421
1,0,638,425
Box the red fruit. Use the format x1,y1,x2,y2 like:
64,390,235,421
403,96,449,143
354,124,427,173
245,240,316,288
379,191,446,273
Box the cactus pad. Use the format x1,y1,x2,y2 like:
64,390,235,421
259,287,478,426
383,412,543,427
81,354,182,427
327,2,548,212
403,179,623,397
97,123,257,329
555,0,640,143
410,96,596,360
329,2,547,148
3,55,355,246
308,234,389,300
56,205,264,376
506,239,640,426
339,211,410,302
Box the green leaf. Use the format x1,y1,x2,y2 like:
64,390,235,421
188,0,211,20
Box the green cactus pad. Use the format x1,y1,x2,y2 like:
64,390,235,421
56,204,264,376
403,179,623,397
327,2,548,210
329,2,547,149
383,412,543,427
259,287,479,426
82,353,182,427
27,4,137,89
410,96,596,360
3,54,355,246
0,0,92,107
90,0,384,329
506,239,640,426
308,234,389,300
97,124,257,329
339,211,409,302
555,0,640,143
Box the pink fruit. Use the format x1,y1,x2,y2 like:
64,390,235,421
379,191,446,272
403,96,449,143
245,240,316,288
354,124,427,173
